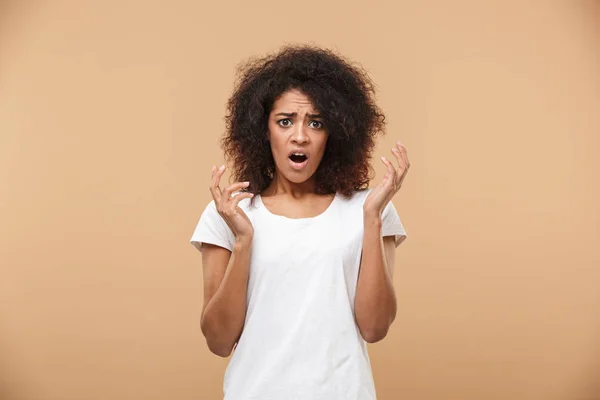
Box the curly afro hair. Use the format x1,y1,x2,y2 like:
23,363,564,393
221,44,386,201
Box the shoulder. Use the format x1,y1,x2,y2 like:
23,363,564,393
209,196,260,222
335,188,396,216
337,187,373,206
203,195,257,213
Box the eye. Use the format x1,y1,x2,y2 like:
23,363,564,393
277,118,292,127
309,120,324,129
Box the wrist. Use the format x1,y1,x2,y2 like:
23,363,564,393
363,210,382,228
234,235,253,249
363,206,382,220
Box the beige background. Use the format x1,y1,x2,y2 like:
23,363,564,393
1,1,599,399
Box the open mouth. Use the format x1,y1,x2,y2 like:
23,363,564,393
289,153,308,163
288,152,309,170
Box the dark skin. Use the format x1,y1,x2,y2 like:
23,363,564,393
260,89,333,218
200,89,410,356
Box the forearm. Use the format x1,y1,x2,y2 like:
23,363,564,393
201,238,252,356
354,212,397,343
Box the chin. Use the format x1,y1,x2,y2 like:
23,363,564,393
282,172,313,184
276,166,316,184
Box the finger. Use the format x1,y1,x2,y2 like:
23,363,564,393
223,181,250,199
230,191,254,208
381,156,394,172
383,156,404,192
209,165,217,196
395,142,410,169
381,156,396,183
392,148,408,181
391,147,406,171
210,164,226,201
393,144,409,187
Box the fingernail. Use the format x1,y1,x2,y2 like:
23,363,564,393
381,156,386,162
219,165,225,171
212,165,216,172
243,181,250,186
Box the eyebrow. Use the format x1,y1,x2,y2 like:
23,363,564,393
274,112,323,118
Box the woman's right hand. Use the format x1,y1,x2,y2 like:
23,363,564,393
209,164,255,241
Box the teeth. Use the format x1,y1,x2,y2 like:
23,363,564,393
292,153,305,156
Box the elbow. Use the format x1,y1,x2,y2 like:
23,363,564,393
357,309,396,344
206,340,234,358
362,331,387,344
200,318,235,358
360,326,390,344
202,330,235,358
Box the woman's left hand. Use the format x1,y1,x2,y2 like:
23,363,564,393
363,141,410,217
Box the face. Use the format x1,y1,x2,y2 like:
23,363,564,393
267,89,328,184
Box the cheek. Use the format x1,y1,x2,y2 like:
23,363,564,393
316,136,329,155
268,134,286,158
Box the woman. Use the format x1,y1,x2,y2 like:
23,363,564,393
190,45,410,400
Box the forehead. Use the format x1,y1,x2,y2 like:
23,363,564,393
271,89,318,113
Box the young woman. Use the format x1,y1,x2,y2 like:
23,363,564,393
190,45,410,400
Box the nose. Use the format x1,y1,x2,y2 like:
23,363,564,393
291,124,310,145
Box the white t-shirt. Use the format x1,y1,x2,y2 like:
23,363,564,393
190,188,407,400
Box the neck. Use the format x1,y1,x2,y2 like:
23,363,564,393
263,173,316,198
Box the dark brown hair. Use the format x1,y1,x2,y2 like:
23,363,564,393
221,44,386,200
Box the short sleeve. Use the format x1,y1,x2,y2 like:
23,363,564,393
190,200,235,253
382,200,407,247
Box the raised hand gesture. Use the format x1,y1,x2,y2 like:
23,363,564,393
209,165,255,241
363,141,410,217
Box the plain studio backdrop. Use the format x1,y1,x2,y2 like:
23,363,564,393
1,1,599,399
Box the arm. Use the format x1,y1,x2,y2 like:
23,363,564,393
199,165,255,357
200,237,252,357
354,212,397,343
356,140,410,343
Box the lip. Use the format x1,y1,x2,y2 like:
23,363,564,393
287,148,310,158
289,157,309,170
287,148,310,171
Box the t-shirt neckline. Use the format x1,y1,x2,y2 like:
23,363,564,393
256,192,339,222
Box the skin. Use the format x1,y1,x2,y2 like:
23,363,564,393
200,89,410,357
261,89,334,216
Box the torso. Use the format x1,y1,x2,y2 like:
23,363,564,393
222,188,377,400
258,192,336,219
